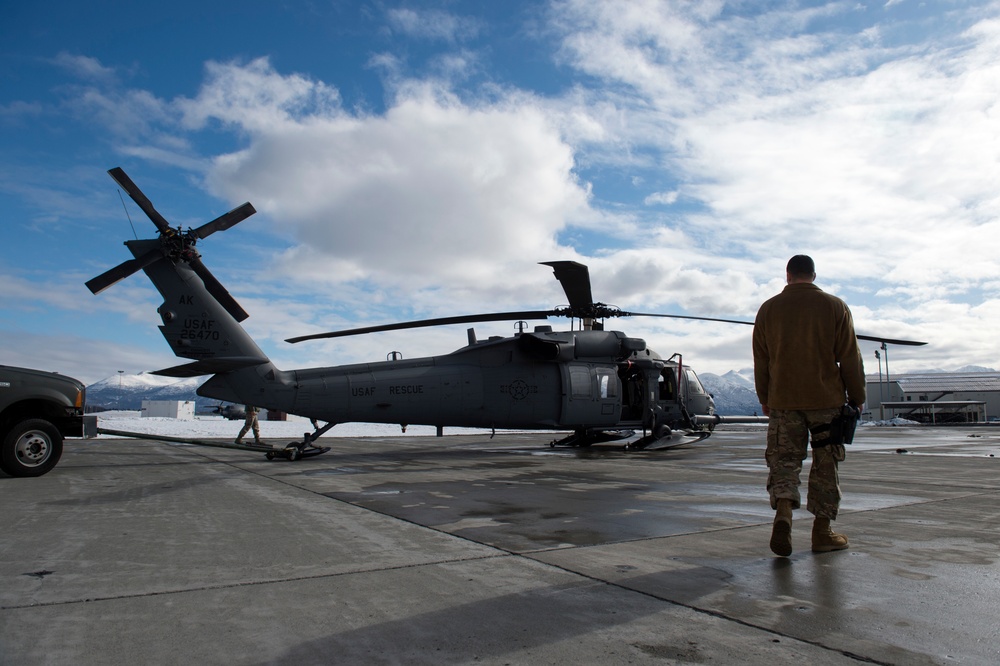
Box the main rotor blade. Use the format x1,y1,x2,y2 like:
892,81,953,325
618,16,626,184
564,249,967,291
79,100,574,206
541,261,594,311
629,311,927,346
856,334,927,347
85,247,163,294
192,202,256,239
188,256,250,322
286,310,556,343
108,167,171,233
628,311,756,326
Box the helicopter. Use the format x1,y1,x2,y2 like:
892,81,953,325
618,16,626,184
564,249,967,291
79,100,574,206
201,401,247,421
87,167,927,459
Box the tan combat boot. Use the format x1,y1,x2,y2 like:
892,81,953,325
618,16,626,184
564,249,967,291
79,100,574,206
770,499,793,556
812,516,849,552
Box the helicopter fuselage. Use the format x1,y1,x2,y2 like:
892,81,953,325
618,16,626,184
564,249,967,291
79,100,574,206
198,327,716,436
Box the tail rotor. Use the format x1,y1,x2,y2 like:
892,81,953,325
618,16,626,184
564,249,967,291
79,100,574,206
86,167,256,322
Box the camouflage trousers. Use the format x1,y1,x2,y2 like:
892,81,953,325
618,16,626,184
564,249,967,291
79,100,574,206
238,413,260,440
765,407,845,519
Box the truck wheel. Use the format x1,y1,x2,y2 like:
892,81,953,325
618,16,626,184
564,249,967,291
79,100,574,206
1,419,64,477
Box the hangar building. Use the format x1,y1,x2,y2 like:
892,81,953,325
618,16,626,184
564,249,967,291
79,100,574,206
865,371,1000,423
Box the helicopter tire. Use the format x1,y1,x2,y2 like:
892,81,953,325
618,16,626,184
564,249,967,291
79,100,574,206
286,447,299,462
265,451,276,460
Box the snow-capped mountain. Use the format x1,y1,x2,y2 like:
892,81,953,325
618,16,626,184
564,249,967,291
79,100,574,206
86,373,210,410
698,369,763,416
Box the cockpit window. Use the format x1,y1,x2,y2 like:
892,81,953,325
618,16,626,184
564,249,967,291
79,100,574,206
685,369,706,394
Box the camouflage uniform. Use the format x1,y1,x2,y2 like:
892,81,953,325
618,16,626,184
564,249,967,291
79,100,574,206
753,264,865,527
765,407,845,519
237,405,260,443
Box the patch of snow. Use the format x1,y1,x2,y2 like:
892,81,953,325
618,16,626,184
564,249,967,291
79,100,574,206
92,411,527,440
860,418,921,427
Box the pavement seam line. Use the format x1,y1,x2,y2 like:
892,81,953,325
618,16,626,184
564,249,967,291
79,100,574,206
1,552,511,611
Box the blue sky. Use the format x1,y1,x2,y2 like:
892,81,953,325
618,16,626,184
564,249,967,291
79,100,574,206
3,0,1000,386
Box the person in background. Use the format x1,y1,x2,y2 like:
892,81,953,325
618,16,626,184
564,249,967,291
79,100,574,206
753,255,866,556
235,404,263,446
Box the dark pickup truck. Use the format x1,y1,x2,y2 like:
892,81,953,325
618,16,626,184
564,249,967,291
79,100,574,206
0,365,96,477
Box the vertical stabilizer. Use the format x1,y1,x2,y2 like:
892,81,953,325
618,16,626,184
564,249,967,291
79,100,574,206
126,238,270,378
88,167,296,411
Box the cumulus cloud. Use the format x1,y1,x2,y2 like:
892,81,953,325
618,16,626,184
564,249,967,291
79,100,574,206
169,60,593,300
549,1,1000,296
176,58,343,133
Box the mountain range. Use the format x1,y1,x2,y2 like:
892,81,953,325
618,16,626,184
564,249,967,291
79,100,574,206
86,373,210,412
698,369,763,416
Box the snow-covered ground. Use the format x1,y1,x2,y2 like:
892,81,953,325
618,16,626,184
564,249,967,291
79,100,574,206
93,410,525,440
861,418,921,427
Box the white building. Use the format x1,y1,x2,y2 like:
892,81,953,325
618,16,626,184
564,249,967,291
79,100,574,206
140,400,196,420
865,371,1000,423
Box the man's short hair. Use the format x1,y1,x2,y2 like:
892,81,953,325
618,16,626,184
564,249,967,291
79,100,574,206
786,254,815,277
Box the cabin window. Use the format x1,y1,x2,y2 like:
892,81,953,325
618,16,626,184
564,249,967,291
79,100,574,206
570,367,592,398
597,368,618,399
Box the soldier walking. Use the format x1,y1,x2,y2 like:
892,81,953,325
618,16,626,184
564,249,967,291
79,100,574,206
235,405,263,446
753,255,866,556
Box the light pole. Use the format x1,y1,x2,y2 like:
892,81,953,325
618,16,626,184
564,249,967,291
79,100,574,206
881,341,892,422
881,342,890,398
117,370,124,410
875,350,884,420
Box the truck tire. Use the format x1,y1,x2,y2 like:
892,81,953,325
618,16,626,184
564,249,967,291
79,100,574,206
1,419,64,477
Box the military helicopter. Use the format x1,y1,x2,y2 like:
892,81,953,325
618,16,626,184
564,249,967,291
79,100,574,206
87,168,926,459
201,401,246,421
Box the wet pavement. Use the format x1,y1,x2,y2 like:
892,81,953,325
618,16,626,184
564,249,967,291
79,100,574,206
2,425,998,664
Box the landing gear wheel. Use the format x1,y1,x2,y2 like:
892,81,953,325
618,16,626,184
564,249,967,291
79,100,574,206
1,419,63,478
265,451,276,460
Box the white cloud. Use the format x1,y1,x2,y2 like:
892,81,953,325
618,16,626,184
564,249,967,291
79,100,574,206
176,58,343,133
51,52,118,83
176,64,593,299
0,330,177,386
546,0,1000,315
386,8,482,42
644,190,678,206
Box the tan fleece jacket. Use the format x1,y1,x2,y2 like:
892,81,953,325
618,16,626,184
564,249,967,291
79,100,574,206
753,282,866,410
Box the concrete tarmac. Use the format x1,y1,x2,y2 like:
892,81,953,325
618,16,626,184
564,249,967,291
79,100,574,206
2,425,999,665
